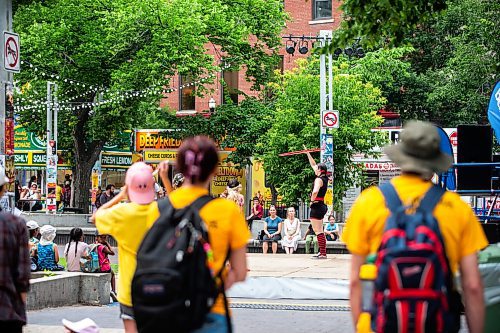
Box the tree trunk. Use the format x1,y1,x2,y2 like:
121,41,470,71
71,103,103,214
270,184,278,206
72,158,95,213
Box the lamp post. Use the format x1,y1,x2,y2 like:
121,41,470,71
209,97,216,114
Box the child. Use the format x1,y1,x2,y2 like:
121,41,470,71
96,233,117,301
304,223,319,255
26,220,40,271
37,225,64,271
64,227,89,272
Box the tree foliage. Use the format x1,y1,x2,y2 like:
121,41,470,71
334,0,447,47
395,0,499,126
258,59,386,206
13,0,286,211
139,98,274,167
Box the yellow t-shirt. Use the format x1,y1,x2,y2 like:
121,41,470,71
95,201,160,307
343,174,488,274
169,186,250,315
55,185,62,201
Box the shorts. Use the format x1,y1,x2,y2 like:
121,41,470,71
310,201,327,219
119,303,135,321
262,234,281,243
100,268,112,273
192,313,230,333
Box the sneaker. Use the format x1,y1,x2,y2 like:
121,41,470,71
311,254,327,259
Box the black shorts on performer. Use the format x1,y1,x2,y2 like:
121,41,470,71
310,201,327,219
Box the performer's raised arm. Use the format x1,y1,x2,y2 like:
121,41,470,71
303,145,317,171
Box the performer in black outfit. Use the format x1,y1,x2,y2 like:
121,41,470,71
305,148,329,259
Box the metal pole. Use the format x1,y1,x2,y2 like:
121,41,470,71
328,48,333,112
0,0,14,155
54,84,58,150
46,82,52,144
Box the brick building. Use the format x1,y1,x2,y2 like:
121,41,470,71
160,0,342,114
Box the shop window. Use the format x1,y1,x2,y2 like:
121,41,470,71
179,75,195,111
313,0,332,20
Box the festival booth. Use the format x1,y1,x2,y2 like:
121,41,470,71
133,129,246,198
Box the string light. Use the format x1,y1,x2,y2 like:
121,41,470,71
15,60,232,112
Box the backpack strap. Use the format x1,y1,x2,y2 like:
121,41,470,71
190,195,213,212
157,197,172,213
379,182,403,214
418,185,445,213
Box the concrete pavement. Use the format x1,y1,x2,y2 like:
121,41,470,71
246,253,351,280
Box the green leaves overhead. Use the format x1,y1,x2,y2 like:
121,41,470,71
335,0,447,47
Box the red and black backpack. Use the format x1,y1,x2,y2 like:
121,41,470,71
373,183,462,333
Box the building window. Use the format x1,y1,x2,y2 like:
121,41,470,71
313,0,332,20
222,70,239,105
179,75,195,110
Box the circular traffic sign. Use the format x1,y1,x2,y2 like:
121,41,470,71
323,111,338,127
5,36,19,68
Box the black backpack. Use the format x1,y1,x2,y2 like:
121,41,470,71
132,195,232,333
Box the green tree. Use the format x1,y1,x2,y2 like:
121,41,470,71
137,97,274,167
259,59,386,207
334,0,447,47
397,0,499,126
14,0,286,211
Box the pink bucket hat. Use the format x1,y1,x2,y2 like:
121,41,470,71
125,162,155,204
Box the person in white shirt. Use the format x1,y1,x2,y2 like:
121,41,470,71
281,207,302,254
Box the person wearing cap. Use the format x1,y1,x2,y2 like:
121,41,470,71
304,148,330,259
0,166,30,333
26,220,40,257
62,318,100,333
93,162,160,333
37,225,64,271
343,121,488,333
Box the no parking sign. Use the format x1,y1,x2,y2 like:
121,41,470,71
3,31,20,73
321,110,339,128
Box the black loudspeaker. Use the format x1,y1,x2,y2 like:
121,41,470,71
457,125,492,191
481,223,500,244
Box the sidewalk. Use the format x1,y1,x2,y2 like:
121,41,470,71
246,253,351,280
25,254,353,333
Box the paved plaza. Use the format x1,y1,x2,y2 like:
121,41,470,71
25,254,470,332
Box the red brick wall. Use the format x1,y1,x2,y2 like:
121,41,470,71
162,0,342,113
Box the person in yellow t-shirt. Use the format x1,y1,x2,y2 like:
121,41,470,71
167,136,249,333
343,121,488,333
55,184,63,208
93,162,159,333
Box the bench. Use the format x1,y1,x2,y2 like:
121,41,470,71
63,207,84,214
247,220,348,254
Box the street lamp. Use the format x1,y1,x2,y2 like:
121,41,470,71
209,97,216,113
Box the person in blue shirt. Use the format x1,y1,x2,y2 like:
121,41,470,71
261,205,283,254
324,215,339,241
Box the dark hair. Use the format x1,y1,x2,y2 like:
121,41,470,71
328,215,335,221
316,163,327,173
253,196,259,201
66,227,84,257
106,184,114,191
29,228,38,238
176,136,219,184
227,179,240,189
